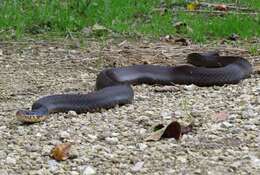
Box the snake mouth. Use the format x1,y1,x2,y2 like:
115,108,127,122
16,110,48,123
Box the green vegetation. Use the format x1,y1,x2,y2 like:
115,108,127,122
0,0,259,42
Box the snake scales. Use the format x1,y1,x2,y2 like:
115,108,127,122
16,52,252,123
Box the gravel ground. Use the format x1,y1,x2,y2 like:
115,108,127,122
0,40,259,175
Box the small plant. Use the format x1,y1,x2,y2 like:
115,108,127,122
248,46,260,56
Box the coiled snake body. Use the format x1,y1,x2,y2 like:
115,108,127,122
16,52,252,123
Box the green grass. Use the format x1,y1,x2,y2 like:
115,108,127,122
0,0,259,42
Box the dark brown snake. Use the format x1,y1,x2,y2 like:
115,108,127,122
16,52,252,123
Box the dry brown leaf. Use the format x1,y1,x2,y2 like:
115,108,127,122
214,4,228,11
161,121,182,139
214,111,229,122
145,121,193,141
50,143,72,161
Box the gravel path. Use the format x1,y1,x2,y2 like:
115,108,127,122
0,40,259,175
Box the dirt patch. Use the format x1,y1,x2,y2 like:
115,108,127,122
0,40,259,174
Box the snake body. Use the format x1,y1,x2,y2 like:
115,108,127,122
16,52,252,123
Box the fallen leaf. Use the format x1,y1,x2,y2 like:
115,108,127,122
50,143,72,161
187,2,200,11
214,4,228,11
145,121,193,141
214,111,229,122
161,121,182,139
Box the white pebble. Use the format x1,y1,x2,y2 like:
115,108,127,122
87,134,97,142
184,84,196,91
137,143,148,150
48,160,59,172
138,115,150,122
35,132,42,137
105,137,119,144
160,111,172,119
81,166,96,175
70,171,79,175
0,150,7,159
131,161,144,172
221,121,233,128
6,156,16,164
68,110,77,117
137,128,147,136
0,170,8,175
249,154,260,168
111,132,120,137
59,131,70,139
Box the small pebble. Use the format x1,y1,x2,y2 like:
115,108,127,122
70,171,79,175
0,170,8,175
87,134,97,142
48,160,59,172
67,110,78,117
59,131,70,139
105,137,119,144
183,84,196,91
6,157,16,164
131,161,144,172
80,165,96,175
160,111,172,119
137,143,148,150
221,122,233,128
0,151,7,159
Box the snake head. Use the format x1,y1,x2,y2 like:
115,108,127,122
16,109,48,123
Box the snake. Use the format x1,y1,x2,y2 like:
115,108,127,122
16,52,252,123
